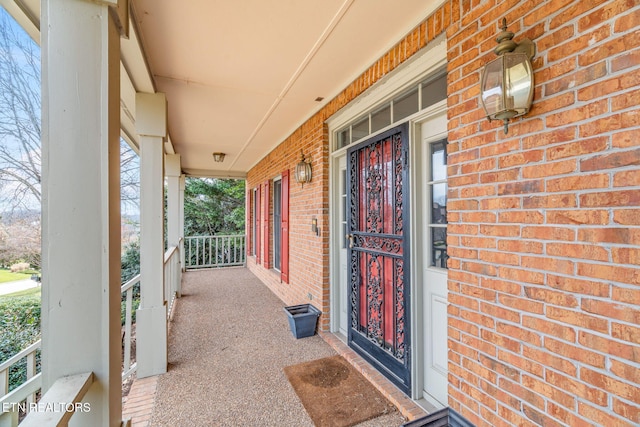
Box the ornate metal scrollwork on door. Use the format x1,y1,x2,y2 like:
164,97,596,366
395,258,405,359
348,128,408,362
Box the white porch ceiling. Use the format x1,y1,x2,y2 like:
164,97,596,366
130,0,443,178
2,0,444,178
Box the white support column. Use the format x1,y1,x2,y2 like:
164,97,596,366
166,154,182,296
41,1,126,425
136,93,168,378
179,175,186,271
166,154,181,249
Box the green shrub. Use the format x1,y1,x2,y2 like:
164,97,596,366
0,294,41,392
120,239,141,326
120,297,140,326
121,240,140,284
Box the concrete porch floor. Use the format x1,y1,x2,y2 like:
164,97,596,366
122,267,427,426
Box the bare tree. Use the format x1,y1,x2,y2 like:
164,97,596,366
0,10,41,211
120,138,140,215
0,9,141,216
0,10,141,269
0,211,41,268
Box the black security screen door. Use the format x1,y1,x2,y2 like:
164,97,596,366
347,123,411,394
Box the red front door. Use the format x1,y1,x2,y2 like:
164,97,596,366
347,124,411,394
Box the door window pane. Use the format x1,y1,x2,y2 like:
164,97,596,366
431,141,446,181
371,105,391,133
431,183,447,224
422,74,447,110
352,117,369,142
394,88,419,121
338,127,350,149
428,139,447,269
333,72,447,151
431,227,448,268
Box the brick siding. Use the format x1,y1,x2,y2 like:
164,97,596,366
246,4,450,331
247,1,640,425
447,1,640,426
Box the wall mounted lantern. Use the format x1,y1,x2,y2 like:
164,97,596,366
212,152,226,162
480,18,535,134
295,150,312,187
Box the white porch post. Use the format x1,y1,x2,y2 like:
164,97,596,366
166,154,182,296
40,0,125,425
180,175,186,270
136,93,168,378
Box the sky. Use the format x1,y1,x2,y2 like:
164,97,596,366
0,6,41,213
0,6,141,217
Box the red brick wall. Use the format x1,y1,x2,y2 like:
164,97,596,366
247,1,639,425
246,4,450,331
246,117,329,327
447,1,640,426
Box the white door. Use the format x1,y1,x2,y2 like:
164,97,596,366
420,114,448,405
337,155,348,335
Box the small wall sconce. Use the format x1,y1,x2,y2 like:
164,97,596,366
480,18,535,134
295,150,312,187
311,217,320,236
212,152,226,162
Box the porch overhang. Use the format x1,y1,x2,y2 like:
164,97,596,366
2,0,447,177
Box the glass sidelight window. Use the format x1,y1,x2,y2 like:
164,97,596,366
428,140,447,268
341,169,348,249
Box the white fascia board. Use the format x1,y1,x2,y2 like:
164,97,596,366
182,168,247,180
0,0,39,42
120,14,155,94
120,61,140,153
121,14,178,155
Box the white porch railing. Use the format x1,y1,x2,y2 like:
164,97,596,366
0,272,143,425
185,235,246,270
1,242,184,425
164,241,182,320
0,341,41,426
121,274,140,380
19,372,93,427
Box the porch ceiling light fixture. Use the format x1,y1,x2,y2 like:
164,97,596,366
480,18,535,134
295,150,312,187
212,152,226,163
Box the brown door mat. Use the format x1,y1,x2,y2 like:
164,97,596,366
284,355,398,427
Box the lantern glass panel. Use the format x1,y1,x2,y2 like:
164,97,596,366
481,52,533,120
481,56,505,117
296,161,312,183
504,52,533,116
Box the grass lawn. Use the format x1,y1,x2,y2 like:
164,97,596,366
0,286,41,299
0,269,32,284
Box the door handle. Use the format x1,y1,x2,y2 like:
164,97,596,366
347,233,354,248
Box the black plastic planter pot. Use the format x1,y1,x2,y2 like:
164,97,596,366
284,304,321,339
402,407,475,427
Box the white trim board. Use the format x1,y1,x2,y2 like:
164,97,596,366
327,33,448,400
326,34,447,134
